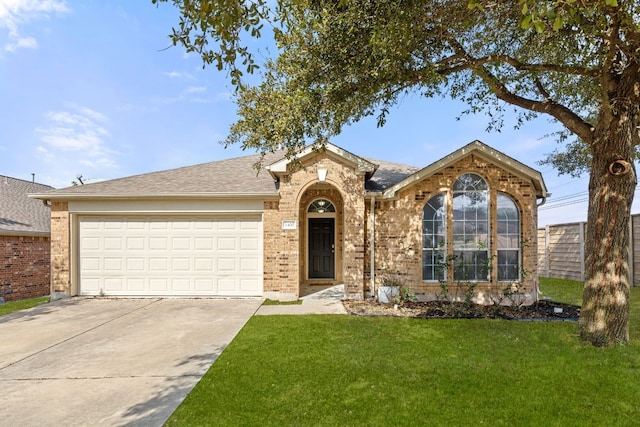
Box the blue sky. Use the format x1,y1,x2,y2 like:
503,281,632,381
1,1,630,226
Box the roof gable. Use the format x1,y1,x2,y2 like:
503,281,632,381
266,142,377,178
380,140,548,199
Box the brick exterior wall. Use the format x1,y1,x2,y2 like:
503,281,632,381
365,153,539,303
46,150,540,303
50,201,71,296
262,152,367,299
0,235,50,301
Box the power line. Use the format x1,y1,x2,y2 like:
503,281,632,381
540,188,640,211
539,198,588,210
544,190,588,203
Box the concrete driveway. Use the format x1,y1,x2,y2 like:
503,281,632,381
0,297,262,427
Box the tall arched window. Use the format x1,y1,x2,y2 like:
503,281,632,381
497,193,520,281
452,173,489,281
422,193,446,281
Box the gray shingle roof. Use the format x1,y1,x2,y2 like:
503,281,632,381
34,150,420,200
364,158,421,192
0,176,53,235
32,141,544,202
38,151,285,198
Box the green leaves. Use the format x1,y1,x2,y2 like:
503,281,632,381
154,0,275,88
158,0,636,173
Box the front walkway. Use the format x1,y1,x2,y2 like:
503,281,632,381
255,284,347,315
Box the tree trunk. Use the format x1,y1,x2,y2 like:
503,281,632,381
580,114,637,346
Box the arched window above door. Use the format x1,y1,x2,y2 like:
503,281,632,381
308,199,335,213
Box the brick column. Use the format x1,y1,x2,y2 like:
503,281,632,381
50,201,70,297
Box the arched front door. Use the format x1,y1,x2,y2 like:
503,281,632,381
308,199,335,279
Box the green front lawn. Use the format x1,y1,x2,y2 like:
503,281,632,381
538,276,584,306
0,296,49,317
167,278,640,426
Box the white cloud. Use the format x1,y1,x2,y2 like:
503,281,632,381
35,106,118,172
183,86,207,94
0,0,69,52
163,70,194,80
214,91,232,102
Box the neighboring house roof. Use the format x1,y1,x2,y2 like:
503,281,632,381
31,140,547,202
0,176,53,236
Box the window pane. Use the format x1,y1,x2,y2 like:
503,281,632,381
453,173,488,191
498,250,520,281
308,199,335,213
453,250,489,281
453,174,489,281
423,193,446,281
423,249,445,281
497,193,520,281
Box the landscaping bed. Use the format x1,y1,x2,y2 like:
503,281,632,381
343,299,580,321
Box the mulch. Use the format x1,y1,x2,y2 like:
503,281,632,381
343,299,580,321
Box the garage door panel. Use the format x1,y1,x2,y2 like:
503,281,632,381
240,278,261,292
195,237,213,250
217,237,236,251
217,220,236,230
82,237,101,251
106,221,125,230
126,258,145,271
172,258,191,271
150,278,168,292
126,278,145,292
79,216,262,296
240,257,259,272
149,221,169,230
82,257,100,271
195,258,213,271
104,237,122,251
217,258,236,271
172,278,191,292
149,257,168,271
171,237,191,251
149,237,168,250
104,278,124,292
195,279,215,292
217,278,236,293
194,221,214,230
104,258,123,271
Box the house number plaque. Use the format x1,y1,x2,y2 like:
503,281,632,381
282,220,297,230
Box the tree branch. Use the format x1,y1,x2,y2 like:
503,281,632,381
441,37,595,144
475,65,594,144
436,53,599,77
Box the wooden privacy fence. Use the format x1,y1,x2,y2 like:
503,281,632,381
537,214,640,286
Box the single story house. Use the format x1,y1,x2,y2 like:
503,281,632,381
32,140,548,303
1,175,53,302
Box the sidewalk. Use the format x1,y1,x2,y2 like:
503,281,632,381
255,285,347,315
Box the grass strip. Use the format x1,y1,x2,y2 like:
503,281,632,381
0,296,49,317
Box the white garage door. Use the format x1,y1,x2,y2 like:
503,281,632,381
78,216,263,296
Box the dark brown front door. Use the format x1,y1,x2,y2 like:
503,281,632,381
308,218,335,279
